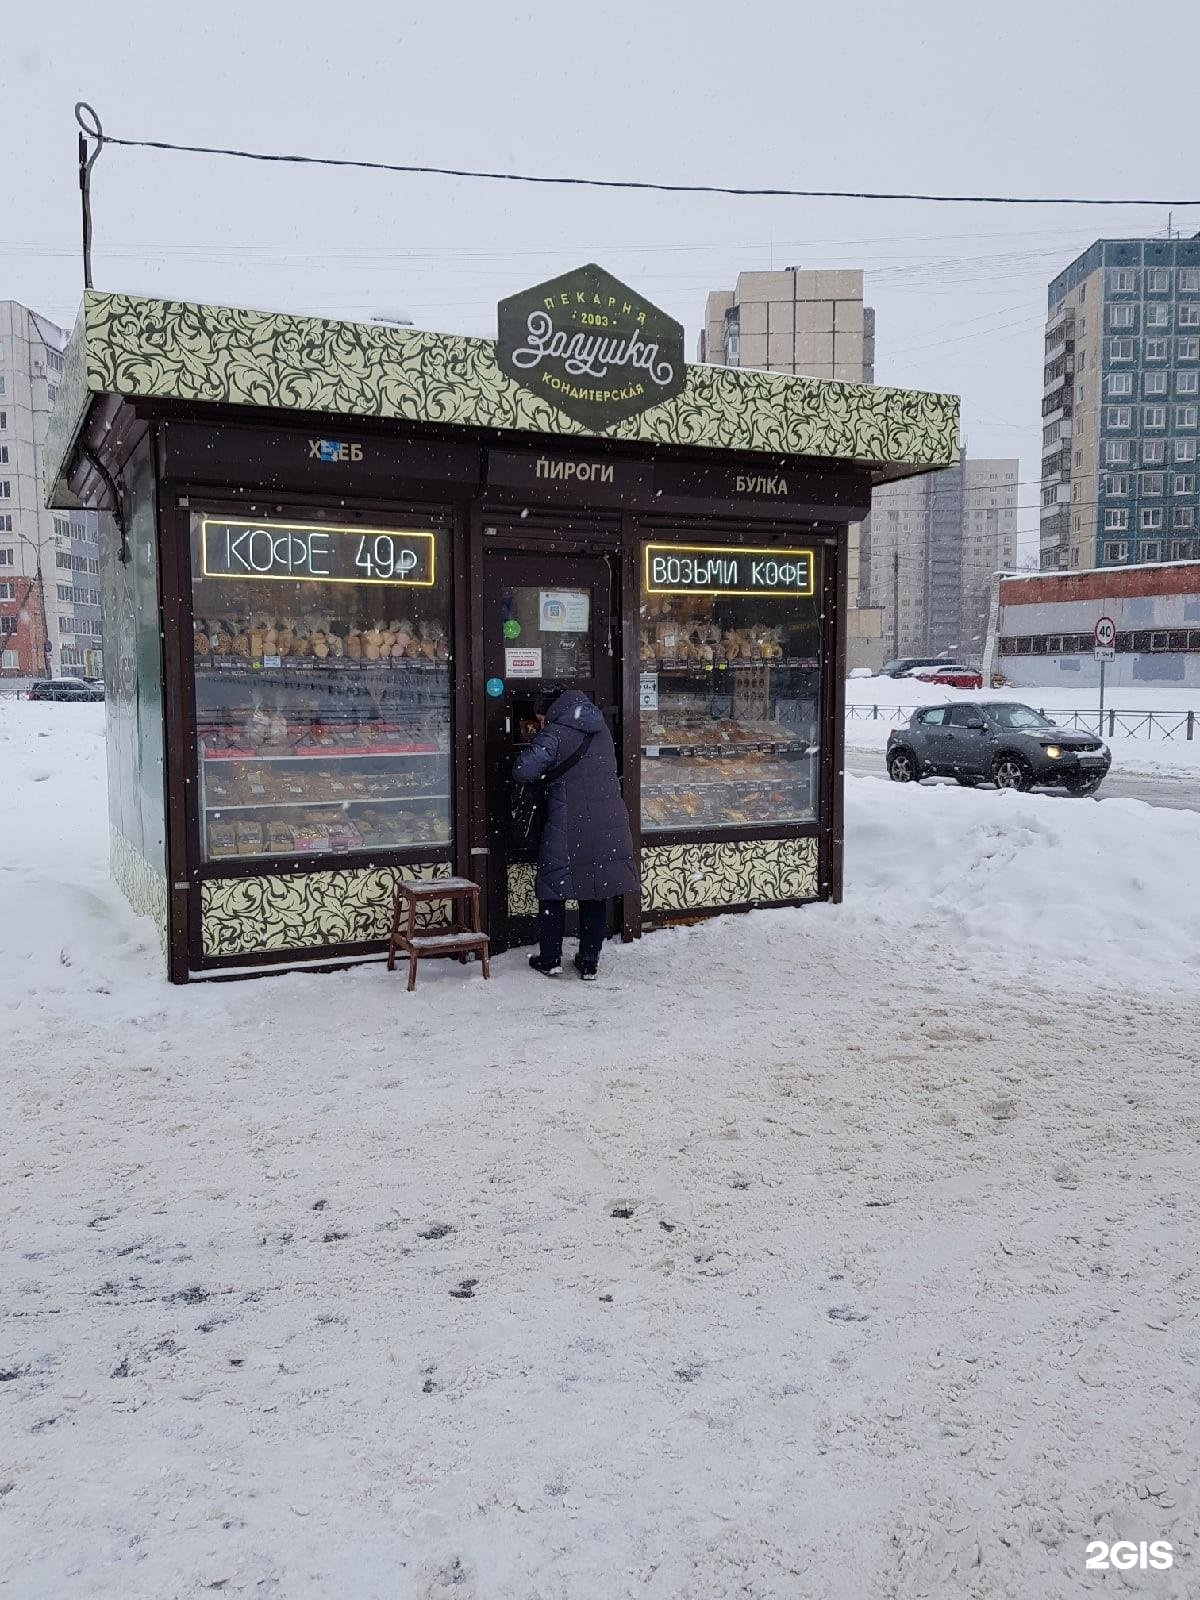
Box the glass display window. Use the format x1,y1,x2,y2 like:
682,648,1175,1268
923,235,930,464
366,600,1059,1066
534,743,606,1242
638,541,822,832
189,513,452,863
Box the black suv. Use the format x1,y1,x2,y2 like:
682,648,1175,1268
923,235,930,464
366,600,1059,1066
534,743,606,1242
27,677,105,702
886,702,1111,795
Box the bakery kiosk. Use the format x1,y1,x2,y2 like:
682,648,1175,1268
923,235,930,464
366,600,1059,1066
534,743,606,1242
43,269,958,982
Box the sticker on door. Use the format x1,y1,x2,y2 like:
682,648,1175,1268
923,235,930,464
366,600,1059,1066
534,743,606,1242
505,647,543,678
539,591,590,633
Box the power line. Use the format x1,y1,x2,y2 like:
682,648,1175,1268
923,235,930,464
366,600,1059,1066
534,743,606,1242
0,224,1112,263
83,112,1200,209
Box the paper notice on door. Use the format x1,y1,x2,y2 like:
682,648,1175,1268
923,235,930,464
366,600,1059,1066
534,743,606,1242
539,590,590,632
505,647,543,678
639,671,659,710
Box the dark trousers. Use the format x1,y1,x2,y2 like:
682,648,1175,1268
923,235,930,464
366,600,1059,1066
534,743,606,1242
538,898,607,965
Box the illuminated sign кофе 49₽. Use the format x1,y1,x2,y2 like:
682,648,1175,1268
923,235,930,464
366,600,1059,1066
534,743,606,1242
200,518,436,586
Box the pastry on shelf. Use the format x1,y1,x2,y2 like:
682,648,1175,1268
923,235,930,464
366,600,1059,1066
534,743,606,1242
235,820,263,855
208,821,237,857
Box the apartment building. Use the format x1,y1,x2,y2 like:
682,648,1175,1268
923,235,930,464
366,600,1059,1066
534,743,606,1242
0,301,102,677
700,268,875,382
698,268,884,667
867,455,1018,661
1040,237,1200,572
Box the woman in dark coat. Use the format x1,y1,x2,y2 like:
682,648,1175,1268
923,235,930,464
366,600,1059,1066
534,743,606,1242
513,688,638,980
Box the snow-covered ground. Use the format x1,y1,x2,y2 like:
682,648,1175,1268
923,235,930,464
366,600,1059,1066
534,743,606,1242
4,701,1200,1599
846,677,1200,776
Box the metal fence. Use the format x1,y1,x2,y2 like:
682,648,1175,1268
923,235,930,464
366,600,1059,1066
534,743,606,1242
847,704,1197,741
1050,708,1197,741
4,676,1196,742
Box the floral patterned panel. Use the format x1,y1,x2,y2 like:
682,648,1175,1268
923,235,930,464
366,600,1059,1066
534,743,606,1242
641,837,818,914
42,303,89,507
44,290,958,501
110,829,168,962
506,863,538,920
507,863,586,919
201,861,451,958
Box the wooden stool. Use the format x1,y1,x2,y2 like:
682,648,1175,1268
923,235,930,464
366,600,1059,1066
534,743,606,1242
386,876,490,992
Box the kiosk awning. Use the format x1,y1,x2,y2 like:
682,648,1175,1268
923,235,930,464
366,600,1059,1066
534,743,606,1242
45,290,958,509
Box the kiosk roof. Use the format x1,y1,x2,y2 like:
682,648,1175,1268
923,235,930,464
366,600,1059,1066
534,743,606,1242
46,290,958,505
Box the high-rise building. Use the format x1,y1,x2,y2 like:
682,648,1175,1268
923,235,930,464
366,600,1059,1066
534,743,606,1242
0,302,102,678
1040,237,1200,572
867,455,1018,660
698,268,884,667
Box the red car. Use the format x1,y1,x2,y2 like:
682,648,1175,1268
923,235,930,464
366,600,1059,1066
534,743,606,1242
904,663,984,689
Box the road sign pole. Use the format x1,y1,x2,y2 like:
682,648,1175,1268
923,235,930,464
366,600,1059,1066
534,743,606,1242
1093,616,1116,738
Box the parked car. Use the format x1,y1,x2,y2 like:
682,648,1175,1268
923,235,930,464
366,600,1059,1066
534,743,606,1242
886,701,1111,795
901,662,984,690
879,654,952,678
27,677,104,702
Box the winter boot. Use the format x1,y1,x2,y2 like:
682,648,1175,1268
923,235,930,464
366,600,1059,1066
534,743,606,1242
529,953,562,977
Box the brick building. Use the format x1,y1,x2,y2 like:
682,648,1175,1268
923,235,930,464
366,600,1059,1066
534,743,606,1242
986,560,1200,689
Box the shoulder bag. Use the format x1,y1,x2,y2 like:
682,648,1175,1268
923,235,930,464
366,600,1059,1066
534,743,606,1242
510,731,596,850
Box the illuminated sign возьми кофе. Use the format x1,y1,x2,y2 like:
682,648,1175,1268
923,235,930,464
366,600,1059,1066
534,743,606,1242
643,543,815,598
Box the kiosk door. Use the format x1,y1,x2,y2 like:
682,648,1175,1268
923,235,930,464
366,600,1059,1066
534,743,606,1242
482,551,618,951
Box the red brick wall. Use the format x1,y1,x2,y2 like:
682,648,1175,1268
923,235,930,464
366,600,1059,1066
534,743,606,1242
1000,564,1200,607
0,576,50,675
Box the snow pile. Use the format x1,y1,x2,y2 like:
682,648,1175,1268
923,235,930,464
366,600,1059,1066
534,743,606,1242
840,777,1200,992
5,700,1200,1599
0,700,163,1024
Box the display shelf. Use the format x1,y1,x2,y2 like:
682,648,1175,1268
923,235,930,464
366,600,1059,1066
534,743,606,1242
643,781,801,795
197,657,450,675
641,740,811,759
209,844,451,861
640,821,812,833
200,743,442,761
644,657,819,676
204,793,451,812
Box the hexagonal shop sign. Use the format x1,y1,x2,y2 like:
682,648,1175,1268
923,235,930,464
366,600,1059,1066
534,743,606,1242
496,263,686,430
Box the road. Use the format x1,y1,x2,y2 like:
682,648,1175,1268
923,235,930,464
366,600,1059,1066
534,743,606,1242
843,746,1200,812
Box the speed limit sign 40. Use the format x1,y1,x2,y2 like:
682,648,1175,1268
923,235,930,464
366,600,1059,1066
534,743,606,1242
1094,616,1117,649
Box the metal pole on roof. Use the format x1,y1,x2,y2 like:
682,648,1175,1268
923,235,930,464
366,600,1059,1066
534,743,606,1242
75,103,105,291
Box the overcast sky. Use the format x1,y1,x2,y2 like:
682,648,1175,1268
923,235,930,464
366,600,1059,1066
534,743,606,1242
5,0,1199,558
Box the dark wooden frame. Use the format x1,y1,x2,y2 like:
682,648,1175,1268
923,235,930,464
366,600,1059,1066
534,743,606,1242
628,521,842,929
162,488,462,975
477,542,619,954
66,398,866,981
